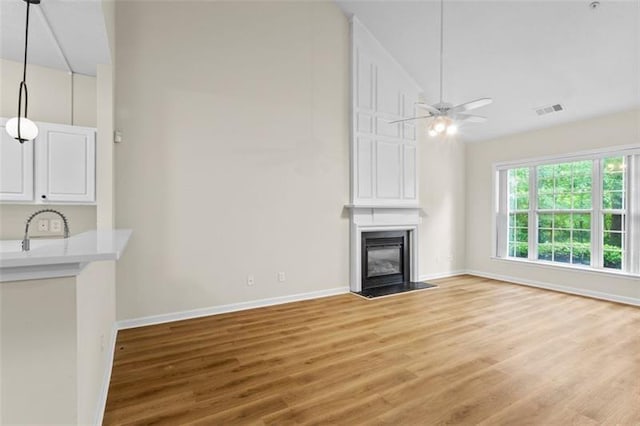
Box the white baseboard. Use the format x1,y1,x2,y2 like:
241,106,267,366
467,269,640,307
116,287,351,330
419,270,467,282
94,323,118,426
116,273,469,332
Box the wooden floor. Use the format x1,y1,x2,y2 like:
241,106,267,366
104,275,640,425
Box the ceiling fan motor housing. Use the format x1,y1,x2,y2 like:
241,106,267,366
433,102,454,114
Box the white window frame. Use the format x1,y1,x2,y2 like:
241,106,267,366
599,157,626,270
493,146,640,277
505,168,531,259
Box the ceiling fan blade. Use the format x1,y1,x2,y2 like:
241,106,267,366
450,98,493,113
388,115,433,124
455,113,487,123
415,102,440,115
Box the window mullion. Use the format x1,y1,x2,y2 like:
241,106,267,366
529,166,537,261
496,170,508,258
592,158,603,269
622,156,629,272
628,155,640,274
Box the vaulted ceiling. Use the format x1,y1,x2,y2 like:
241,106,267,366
1,0,638,142
337,0,640,142
0,0,110,76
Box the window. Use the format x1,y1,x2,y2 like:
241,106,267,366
536,160,592,266
602,157,626,270
507,168,529,258
496,149,639,276
537,212,591,265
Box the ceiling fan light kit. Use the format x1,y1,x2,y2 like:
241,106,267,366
390,0,492,138
6,0,41,144
429,116,457,136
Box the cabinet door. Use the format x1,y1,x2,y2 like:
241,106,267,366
0,118,34,202
36,123,96,203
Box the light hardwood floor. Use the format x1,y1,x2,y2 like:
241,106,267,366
104,275,640,425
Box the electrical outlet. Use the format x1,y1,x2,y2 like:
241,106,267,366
50,219,62,233
247,275,255,286
37,219,49,232
278,272,286,283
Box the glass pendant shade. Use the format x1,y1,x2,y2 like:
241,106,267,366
6,117,38,142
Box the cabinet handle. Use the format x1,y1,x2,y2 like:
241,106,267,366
41,195,47,199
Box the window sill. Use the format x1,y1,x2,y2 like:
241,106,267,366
490,256,640,280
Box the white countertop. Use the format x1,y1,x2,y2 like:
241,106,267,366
0,229,132,281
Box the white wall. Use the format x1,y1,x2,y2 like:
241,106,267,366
83,2,118,421
1,264,116,425
0,59,96,126
466,109,640,302
0,58,97,239
114,1,350,320
419,125,467,277
1,278,78,425
76,261,116,424
0,204,98,240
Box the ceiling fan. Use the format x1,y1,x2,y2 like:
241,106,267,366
391,0,493,136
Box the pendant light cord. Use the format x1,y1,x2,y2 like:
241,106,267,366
439,0,444,105
16,0,32,142
22,1,30,84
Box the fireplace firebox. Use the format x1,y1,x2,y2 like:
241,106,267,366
361,231,410,289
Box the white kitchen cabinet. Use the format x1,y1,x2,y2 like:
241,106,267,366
0,119,96,204
35,122,96,204
0,118,34,202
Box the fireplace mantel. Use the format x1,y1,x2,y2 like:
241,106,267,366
344,204,422,210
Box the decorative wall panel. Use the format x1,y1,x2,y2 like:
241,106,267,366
351,18,421,206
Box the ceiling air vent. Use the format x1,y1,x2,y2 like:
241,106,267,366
535,103,565,116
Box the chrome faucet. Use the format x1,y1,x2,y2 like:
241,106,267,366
22,209,70,251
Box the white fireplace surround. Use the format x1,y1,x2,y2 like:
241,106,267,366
348,207,421,292
347,18,423,292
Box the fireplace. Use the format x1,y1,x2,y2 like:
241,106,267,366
347,207,421,293
361,231,410,290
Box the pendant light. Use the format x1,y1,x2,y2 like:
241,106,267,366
6,0,40,144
